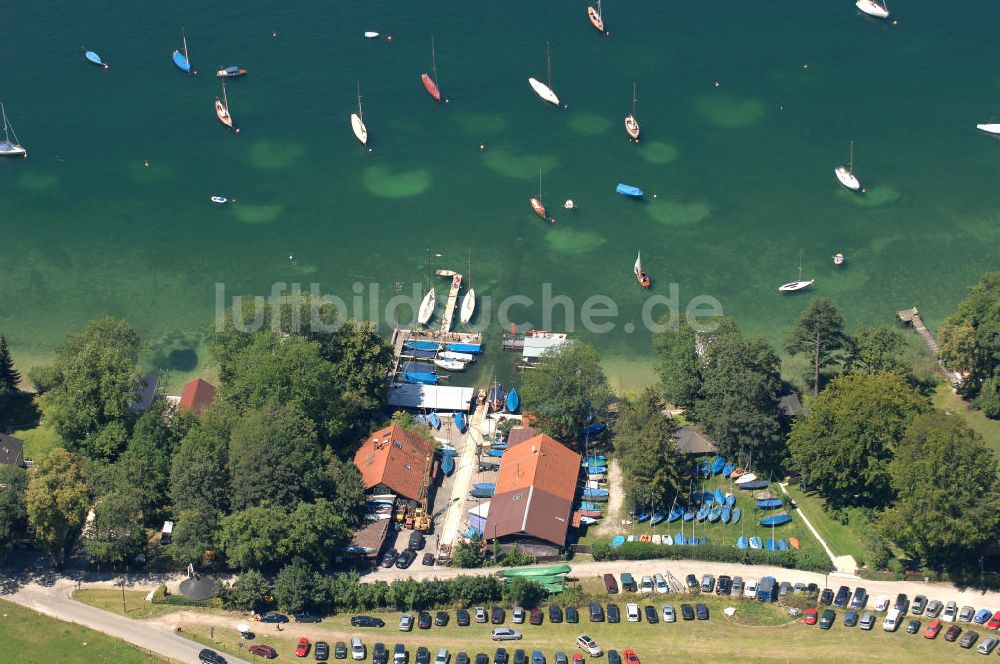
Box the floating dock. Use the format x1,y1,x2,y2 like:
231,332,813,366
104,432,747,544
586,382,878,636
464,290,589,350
439,273,463,334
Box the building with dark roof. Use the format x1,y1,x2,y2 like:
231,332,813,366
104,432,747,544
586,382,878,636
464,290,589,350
0,433,25,467
484,433,581,558
674,426,717,456
178,378,216,414
354,424,436,507
130,372,160,413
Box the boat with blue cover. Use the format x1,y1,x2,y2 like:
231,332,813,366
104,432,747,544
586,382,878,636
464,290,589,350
486,448,505,458
441,455,455,476
582,455,607,464
635,511,650,523
616,183,644,198
731,507,741,524
749,536,762,549
738,480,769,490
582,488,609,498
586,466,607,475
683,510,694,521
470,487,493,498
85,50,108,68
699,461,711,478
650,508,667,525
756,498,783,509
453,412,467,432
766,538,778,551
427,412,442,429
580,421,607,436
760,513,792,527
711,456,725,475
172,28,192,73
580,501,601,511
779,539,788,551
721,505,731,523
440,448,458,458
668,506,685,522
472,483,495,491
447,343,482,354
722,462,736,477
725,494,736,507
707,507,720,523
506,388,520,413
674,532,687,545
737,535,748,549
610,535,626,547
403,372,438,385
405,340,442,351
696,506,709,521
714,489,725,505
487,383,506,411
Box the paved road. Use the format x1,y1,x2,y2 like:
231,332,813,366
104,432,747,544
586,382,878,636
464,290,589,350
5,579,252,664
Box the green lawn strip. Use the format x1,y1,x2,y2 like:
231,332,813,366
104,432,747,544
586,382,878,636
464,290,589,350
72,589,191,620
933,383,1000,458
175,597,967,664
0,598,170,664
782,485,866,562
12,418,62,460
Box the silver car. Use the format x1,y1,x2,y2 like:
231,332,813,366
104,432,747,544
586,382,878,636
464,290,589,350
490,628,522,641
942,601,958,622
978,636,999,655
399,614,414,631
859,611,876,631
925,600,943,618
351,638,365,661
662,605,676,623
512,607,525,624
730,576,743,597
959,605,976,622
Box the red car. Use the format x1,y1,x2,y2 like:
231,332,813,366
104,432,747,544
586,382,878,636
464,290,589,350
987,611,1000,631
572,655,585,664
944,625,962,642
803,608,818,625
623,649,640,663
924,620,942,639
294,637,310,657
249,645,277,659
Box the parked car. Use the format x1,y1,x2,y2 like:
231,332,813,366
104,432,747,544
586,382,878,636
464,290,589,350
942,601,958,622
393,644,408,664
975,609,993,624
399,614,414,631
198,649,227,664
844,610,859,627
819,589,834,606
295,638,311,658
395,549,417,569
553,654,568,664
654,573,668,594
620,573,637,592
548,605,563,623
570,656,583,664
315,641,329,662
924,620,942,639
680,603,694,621
850,587,868,609
531,651,545,664
261,612,289,624
685,574,699,590
435,611,450,627
422,553,436,567
408,532,425,550
622,649,640,664
640,576,653,594
696,603,709,621
662,605,676,623
944,625,963,642
894,593,910,614
859,611,876,631
352,616,384,628
589,603,605,622
295,612,322,623
529,609,543,625
804,608,818,625
512,650,525,664
882,609,902,632
833,587,851,609
381,550,398,568
606,603,619,623
457,609,470,627
418,611,432,629
494,649,509,664
912,595,928,615
434,649,451,664
575,635,602,657
334,642,347,659
819,609,836,630
565,607,579,624
978,636,999,655
716,576,732,596
906,619,921,634
249,645,277,659
455,655,469,664
793,583,807,595
490,629,522,641
626,603,640,622
926,600,943,618
474,607,488,623
743,579,759,600
960,631,979,649
415,647,430,664
512,607,525,624
491,607,506,625
603,573,619,594
700,575,715,593
371,643,387,664
988,610,1000,630
959,605,976,622
644,605,658,624
778,582,792,601
872,595,890,612
730,576,743,597
606,651,620,664
806,583,820,598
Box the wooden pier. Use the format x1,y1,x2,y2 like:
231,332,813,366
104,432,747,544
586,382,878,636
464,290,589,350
439,274,463,334
390,327,483,377
896,307,939,354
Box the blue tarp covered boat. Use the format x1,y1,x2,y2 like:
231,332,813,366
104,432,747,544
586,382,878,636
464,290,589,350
410,348,438,359
586,466,608,475
779,539,788,551
440,448,458,458
731,507,742,524
766,538,779,551
610,535,626,547
582,488,609,498
85,50,107,68
683,510,694,522
725,494,736,507
506,387,520,413
428,412,442,429
485,448,505,458
759,513,792,527
696,505,709,521
403,372,438,385
755,498,783,509
582,455,607,464
721,505,731,523
616,183,644,198
635,511,650,523
580,421,607,436
674,532,687,545
470,487,493,498
472,483,495,491
698,461,711,478
453,412,467,432
749,536,762,549
722,462,736,477
405,340,442,351
580,501,601,511
737,535,748,549
668,506,685,522
714,489,725,505
447,343,482,354
711,456,726,475
738,480,769,490
707,507,720,523
650,509,667,525
441,455,455,476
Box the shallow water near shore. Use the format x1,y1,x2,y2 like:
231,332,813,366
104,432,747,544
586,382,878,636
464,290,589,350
2,1,999,391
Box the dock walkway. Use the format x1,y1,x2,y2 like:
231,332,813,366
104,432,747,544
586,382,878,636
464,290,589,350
896,307,939,354
440,274,462,334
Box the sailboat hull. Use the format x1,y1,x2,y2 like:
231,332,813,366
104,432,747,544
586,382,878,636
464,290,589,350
856,0,889,19
834,167,861,191
530,198,547,220
172,51,191,73
977,123,1000,135
588,7,605,32
417,290,435,325
528,78,560,106
351,113,368,145
778,280,815,293
215,100,233,127
421,74,441,102
0,143,26,157
460,289,476,325
625,115,640,140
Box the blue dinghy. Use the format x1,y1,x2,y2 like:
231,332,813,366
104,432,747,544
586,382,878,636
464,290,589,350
749,536,762,549
85,50,108,68
711,456,726,475
721,505,731,524
453,412,467,432
582,455,607,464
580,501,601,511
610,535,626,547
447,343,482,354
582,488,609,498
706,506,720,523
731,507,742,524
738,480,769,490
766,538,778,551
586,466,607,475
725,494,736,507
616,183,644,198
506,387,520,413
683,510,694,522
472,483,495,491
715,489,725,505
403,372,438,385
737,535,748,549
722,462,736,477
667,506,685,522
441,455,455,476
755,498,783,509
699,460,711,478
779,539,788,551
470,487,493,498
674,532,687,546
486,448,505,458
759,513,792,527
635,511,650,523
427,412,442,429
696,506,709,522
405,340,442,351
650,508,667,525
580,421,607,436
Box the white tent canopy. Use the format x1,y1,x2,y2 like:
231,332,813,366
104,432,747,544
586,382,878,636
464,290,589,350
388,383,475,411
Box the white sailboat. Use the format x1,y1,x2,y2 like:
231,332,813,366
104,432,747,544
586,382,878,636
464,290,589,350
977,123,1000,136
634,250,650,288
0,103,26,157
625,81,640,140
440,350,475,363
460,250,476,325
528,42,560,106
351,82,368,145
417,251,435,325
834,140,862,191
856,0,890,19
214,80,233,128
778,251,814,293
433,358,466,372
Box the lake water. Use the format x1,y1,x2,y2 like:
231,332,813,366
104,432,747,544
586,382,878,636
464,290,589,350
2,1,999,391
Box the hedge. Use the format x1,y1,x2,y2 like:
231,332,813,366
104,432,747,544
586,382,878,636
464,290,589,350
590,540,834,573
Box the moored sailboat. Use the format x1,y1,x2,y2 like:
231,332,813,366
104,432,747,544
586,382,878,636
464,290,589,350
351,82,368,145
778,251,814,293
85,50,108,69
460,250,476,325
528,42,560,106
530,166,552,223
856,0,890,19
0,103,27,158
421,35,442,102
625,81,640,141
588,1,606,33
216,65,247,78
834,140,862,191
172,28,192,73
214,80,233,128
977,123,1000,135
634,250,650,288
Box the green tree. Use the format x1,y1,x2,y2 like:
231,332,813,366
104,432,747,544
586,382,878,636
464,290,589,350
40,318,144,456
82,491,146,566
0,465,29,559
284,499,352,570
114,403,181,516
846,326,907,375
785,299,849,396
26,448,90,563
220,569,272,611
321,320,394,437
652,320,702,409
218,504,291,569
500,577,547,609
324,454,366,528
973,375,1000,418
937,272,1000,400
451,538,483,568
787,373,927,509
879,411,1000,570
274,560,315,613
614,388,684,511
520,342,612,442
228,403,327,511
169,508,221,566
0,335,21,409
170,426,230,515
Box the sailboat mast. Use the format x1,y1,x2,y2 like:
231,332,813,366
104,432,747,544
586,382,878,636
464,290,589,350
849,140,855,174
1,103,8,142
632,81,638,115
357,81,363,121
182,28,189,62
222,80,228,109
538,166,543,200
467,249,472,289
546,41,552,88
431,35,438,83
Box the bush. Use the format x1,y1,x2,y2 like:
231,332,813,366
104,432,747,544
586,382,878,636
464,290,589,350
591,540,834,574
151,585,167,603
501,577,547,609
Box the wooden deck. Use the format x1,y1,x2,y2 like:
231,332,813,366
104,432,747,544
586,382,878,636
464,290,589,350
439,274,462,334
896,307,939,354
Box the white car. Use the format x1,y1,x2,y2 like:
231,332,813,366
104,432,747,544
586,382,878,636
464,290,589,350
474,607,487,623
398,614,414,631
640,575,653,594
744,579,759,600
662,605,676,623
512,607,525,624
942,601,959,622
434,648,449,664
351,637,365,661
575,635,603,657
654,573,668,594
626,603,640,622
873,595,891,612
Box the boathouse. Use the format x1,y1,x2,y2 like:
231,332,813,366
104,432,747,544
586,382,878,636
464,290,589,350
178,378,217,414
354,424,436,507
674,426,717,456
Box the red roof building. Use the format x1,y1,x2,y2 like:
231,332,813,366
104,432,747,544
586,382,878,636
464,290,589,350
484,433,581,557
178,378,217,414
354,424,436,507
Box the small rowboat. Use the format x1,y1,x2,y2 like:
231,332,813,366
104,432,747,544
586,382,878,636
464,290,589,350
833,253,845,266
217,66,247,78
210,196,228,204
364,31,380,39
788,537,801,550
616,183,644,198
85,50,108,69
735,473,758,485
588,2,605,32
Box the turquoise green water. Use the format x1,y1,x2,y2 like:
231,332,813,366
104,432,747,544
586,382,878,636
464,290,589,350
2,2,999,389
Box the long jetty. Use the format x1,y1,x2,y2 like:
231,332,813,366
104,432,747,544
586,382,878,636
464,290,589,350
896,307,939,354
440,274,462,334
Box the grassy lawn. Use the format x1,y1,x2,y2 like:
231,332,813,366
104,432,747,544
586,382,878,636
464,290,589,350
0,598,169,664
176,597,971,663
933,382,1000,457
72,589,190,620
13,418,63,460
783,485,866,562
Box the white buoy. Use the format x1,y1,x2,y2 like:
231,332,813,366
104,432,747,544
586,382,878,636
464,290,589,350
564,199,575,209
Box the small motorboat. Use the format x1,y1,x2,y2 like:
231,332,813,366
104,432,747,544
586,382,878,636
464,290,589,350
578,509,602,519
833,253,845,266
173,28,192,73
564,199,575,209
588,1,605,32
440,350,473,362
616,183,644,198
778,279,814,293
433,359,466,372
730,467,747,479
85,50,108,69
217,66,247,78
976,123,1000,135
403,372,438,385
580,516,598,526
530,197,547,220
364,31,380,39
506,387,520,413
835,141,862,191
856,0,889,19
417,289,436,325
634,250,651,289
210,196,228,204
